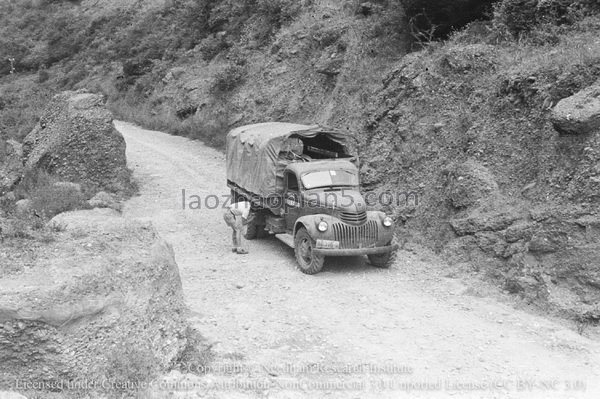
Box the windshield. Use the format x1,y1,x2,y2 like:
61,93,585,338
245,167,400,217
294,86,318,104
301,170,358,189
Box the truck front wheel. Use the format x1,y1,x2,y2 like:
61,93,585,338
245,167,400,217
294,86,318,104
368,249,392,268
294,227,324,275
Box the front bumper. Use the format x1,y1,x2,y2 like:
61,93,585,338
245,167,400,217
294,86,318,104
313,244,398,256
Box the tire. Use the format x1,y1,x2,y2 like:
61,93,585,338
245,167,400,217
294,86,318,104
368,250,392,268
294,227,324,275
256,225,268,238
244,220,258,240
244,210,267,240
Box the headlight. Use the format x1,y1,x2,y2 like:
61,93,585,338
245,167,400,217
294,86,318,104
383,216,393,227
317,221,328,232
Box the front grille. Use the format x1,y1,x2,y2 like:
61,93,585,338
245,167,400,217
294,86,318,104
340,211,367,225
332,220,379,249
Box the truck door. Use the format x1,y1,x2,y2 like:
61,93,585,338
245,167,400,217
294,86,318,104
284,171,301,230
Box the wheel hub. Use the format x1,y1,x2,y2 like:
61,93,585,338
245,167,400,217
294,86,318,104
300,239,311,263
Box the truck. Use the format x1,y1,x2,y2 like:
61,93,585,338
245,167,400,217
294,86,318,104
226,122,397,274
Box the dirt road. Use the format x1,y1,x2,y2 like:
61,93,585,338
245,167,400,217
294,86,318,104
116,121,600,399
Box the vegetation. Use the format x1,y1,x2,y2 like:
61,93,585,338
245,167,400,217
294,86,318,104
0,169,90,243
493,0,600,37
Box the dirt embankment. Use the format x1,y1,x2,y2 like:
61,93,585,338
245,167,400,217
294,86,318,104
0,208,189,397
360,30,600,322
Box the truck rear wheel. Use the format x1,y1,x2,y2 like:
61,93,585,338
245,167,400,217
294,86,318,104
368,249,392,268
244,210,267,240
294,227,324,275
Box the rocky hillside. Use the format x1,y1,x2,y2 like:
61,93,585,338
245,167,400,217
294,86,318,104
1,0,599,323
360,15,600,323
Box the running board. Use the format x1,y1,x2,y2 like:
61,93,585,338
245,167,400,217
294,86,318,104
275,233,294,248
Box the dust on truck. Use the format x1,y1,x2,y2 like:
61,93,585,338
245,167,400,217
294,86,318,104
226,122,398,274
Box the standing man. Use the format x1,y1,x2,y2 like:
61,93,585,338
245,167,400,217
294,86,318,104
223,199,251,254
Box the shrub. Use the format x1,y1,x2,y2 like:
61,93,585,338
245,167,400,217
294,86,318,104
177,0,211,48
197,34,231,61
37,69,50,83
30,182,88,218
494,0,546,36
211,63,246,94
58,65,88,88
174,327,214,374
0,85,52,141
44,13,86,65
250,0,301,44
493,0,600,37
105,341,159,396
15,169,90,219
310,24,346,49
123,59,154,78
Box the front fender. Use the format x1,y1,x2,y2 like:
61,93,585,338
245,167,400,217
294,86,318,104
293,214,336,239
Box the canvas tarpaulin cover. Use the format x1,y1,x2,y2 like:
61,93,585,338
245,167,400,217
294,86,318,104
226,122,352,197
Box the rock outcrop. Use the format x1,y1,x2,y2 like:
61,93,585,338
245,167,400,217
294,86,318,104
551,82,600,135
446,204,600,317
14,199,32,218
22,90,131,193
0,209,188,395
0,139,23,195
445,160,499,208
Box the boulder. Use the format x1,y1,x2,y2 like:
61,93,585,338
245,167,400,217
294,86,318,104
0,210,188,393
475,231,507,257
551,82,600,135
14,199,32,218
22,90,131,193
0,139,23,195
528,232,565,253
48,207,120,230
504,222,535,243
450,209,522,235
445,160,498,208
315,53,344,77
88,191,121,211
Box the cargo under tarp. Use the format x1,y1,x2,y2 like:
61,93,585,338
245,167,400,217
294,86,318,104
226,122,354,198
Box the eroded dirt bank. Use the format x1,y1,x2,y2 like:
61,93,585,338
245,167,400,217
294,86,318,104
117,121,600,399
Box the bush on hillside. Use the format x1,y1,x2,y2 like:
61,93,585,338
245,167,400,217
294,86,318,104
197,34,231,61
493,0,600,37
15,169,90,219
44,13,85,65
123,59,154,78
211,62,246,94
